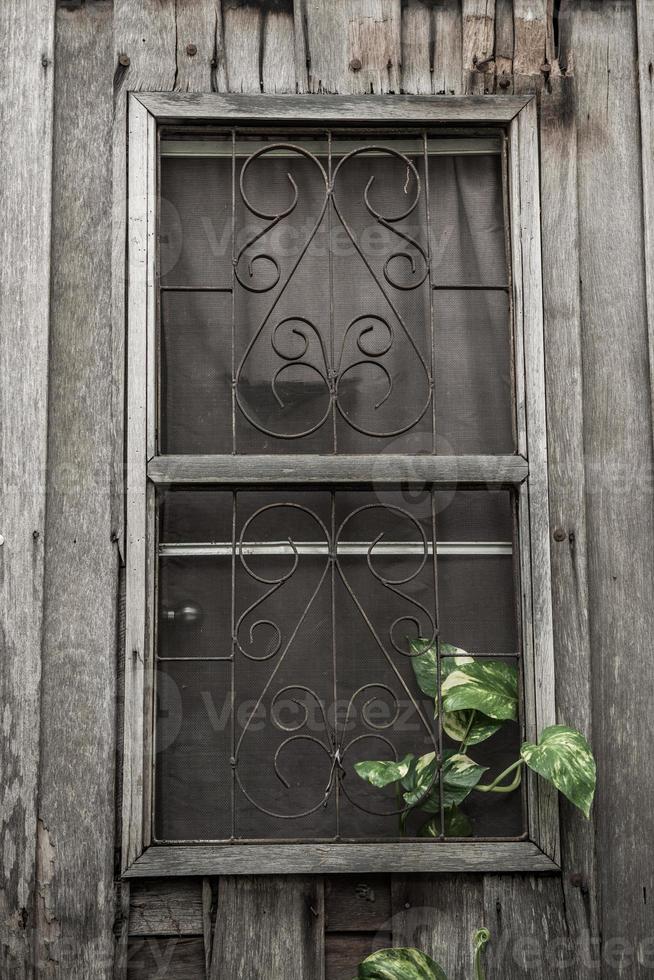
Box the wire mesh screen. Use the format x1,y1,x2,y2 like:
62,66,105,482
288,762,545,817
159,132,513,455
154,488,523,842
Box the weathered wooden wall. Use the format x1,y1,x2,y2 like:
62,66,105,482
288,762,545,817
1,0,654,976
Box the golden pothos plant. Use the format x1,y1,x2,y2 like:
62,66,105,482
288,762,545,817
354,927,491,980
355,640,597,839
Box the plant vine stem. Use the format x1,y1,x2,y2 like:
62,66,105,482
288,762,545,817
475,759,523,794
460,710,477,753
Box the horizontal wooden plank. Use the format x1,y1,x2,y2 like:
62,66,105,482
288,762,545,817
137,92,532,124
325,876,391,932
129,880,205,936
148,454,528,486
125,842,557,877
326,933,392,980
127,936,206,980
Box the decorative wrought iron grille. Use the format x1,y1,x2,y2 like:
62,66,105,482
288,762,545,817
153,128,525,845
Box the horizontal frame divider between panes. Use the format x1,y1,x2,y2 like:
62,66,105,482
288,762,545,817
147,454,528,486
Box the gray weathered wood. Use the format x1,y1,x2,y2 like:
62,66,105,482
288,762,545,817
147,454,528,486
301,0,401,95
35,4,117,977
570,2,654,973
129,880,205,936
223,0,262,94
508,98,559,862
392,875,485,976
539,65,600,972
127,936,206,979
326,932,391,980
210,877,324,979
174,0,220,93
261,4,297,94
513,0,546,94
137,91,532,123
637,0,654,454
462,0,496,94
0,1,55,976
125,842,557,877
325,876,391,933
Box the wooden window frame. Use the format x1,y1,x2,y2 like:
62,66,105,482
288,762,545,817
121,93,558,877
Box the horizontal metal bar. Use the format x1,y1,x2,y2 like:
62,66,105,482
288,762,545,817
124,841,559,877
160,137,502,157
158,540,513,557
148,454,528,486
160,285,232,292
137,93,533,127
432,283,510,291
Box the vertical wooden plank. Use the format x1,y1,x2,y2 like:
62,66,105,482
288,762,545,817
175,1,221,92
462,0,495,94
36,3,117,976
432,0,464,95
637,0,654,442
569,1,654,973
483,876,575,978
391,877,486,978
303,0,401,94
210,878,324,980
400,0,433,95
539,64,600,974
0,1,55,976
509,100,559,863
495,0,514,90
513,0,547,93
223,0,263,94
261,3,297,94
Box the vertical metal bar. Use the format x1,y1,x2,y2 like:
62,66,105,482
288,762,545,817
328,130,337,453
331,491,339,837
423,132,437,455
231,129,237,455
231,490,237,839
431,490,445,837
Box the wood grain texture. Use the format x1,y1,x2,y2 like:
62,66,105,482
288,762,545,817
35,4,117,977
261,5,297,94
174,0,220,92
392,875,485,977
223,0,262,94
302,0,401,94
326,932,390,980
569,1,654,973
138,90,530,122
0,1,55,976
210,877,324,979
147,454,528,486
637,0,654,456
462,0,496,94
513,0,547,93
127,936,206,980
125,842,557,877
539,65,600,973
129,880,205,936
325,876,391,933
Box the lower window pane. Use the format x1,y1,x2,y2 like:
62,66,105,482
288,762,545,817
154,488,523,842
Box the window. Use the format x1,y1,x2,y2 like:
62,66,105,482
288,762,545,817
123,95,557,876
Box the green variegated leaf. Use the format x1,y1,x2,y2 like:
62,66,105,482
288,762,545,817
410,641,503,746
401,752,438,807
520,725,596,818
405,752,487,811
441,709,503,748
409,639,472,698
418,805,473,838
441,753,488,805
354,755,415,789
354,946,448,980
441,660,518,722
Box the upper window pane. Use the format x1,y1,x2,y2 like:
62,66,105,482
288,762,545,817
159,132,513,455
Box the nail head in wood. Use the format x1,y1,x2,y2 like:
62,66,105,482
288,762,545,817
349,58,362,72
118,53,130,68
553,527,567,542
186,43,198,57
